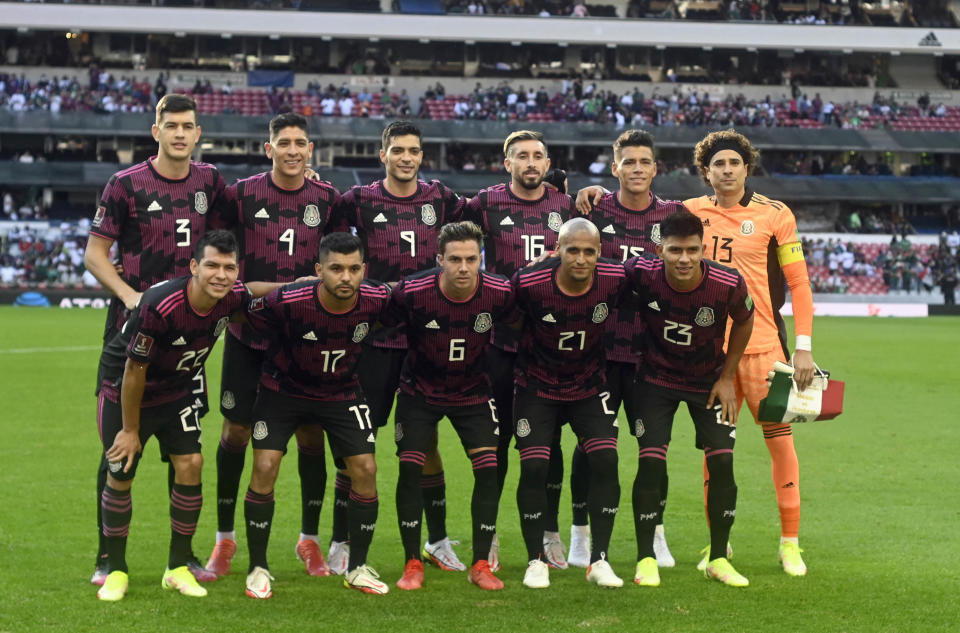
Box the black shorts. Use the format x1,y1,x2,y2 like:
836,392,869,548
97,392,203,481
606,359,642,430
486,345,516,437
634,381,736,451
357,345,405,428
250,388,377,467
512,385,619,451
394,392,500,454
219,332,264,425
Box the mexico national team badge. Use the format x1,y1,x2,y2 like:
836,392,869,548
93,206,106,228
474,312,492,333
214,316,230,337
194,191,208,215
516,418,531,438
695,307,715,327
547,211,562,232
421,203,437,226
395,423,403,442
303,204,321,227
353,322,369,343
740,220,755,235
253,421,268,440
592,302,609,323
634,419,645,438
650,223,662,245
221,391,236,410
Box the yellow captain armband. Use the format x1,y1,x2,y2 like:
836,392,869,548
777,242,805,266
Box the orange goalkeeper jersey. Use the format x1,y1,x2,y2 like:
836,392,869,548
684,189,810,356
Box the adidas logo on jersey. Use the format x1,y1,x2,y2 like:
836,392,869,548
172,336,187,346
602,224,616,234
919,31,942,47
147,200,162,212
425,320,440,329
254,208,269,219
302,331,318,341
367,433,376,443
373,213,388,223
648,301,660,311
542,313,557,323
500,216,515,226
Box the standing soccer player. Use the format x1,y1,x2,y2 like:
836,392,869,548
512,218,625,589
241,233,391,598
205,113,341,579
388,221,513,592
332,121,466,574
626,210,754,588
84,93,225,585
463,130,579,570
566,129,683,569
95,231,254,601
684,130,817,576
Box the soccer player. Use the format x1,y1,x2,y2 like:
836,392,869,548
684,130,817,576
95,230,256,601
241,233,391,598
84,93,225,585
463,130,579,570
627,210,754,588
205,113,341,579
566,129,683,569
511,218,624,589
387,221,513,591
332,121,466,574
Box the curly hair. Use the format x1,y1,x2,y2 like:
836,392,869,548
693,130,760,185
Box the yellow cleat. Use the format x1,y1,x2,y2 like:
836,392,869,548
162,566,208,597
633,557,660,587
779,541,807,577
704,558,749,588
97,571,129,602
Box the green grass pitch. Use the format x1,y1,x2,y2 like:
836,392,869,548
0,307,957,632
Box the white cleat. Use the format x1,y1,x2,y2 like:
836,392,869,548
567,525,591,568
653,524,675,568
586,554,623,588
328,540,350,576
523,559,550,589
423,537,467,571
245,566,275,599
542,531,568,570
344,565,389,595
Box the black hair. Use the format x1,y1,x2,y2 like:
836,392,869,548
318,232,364,262
194,229,238,260
156,93,197,124
381,120,422,150
659,210,704,241
269,112,309,138
437,221,484,254
613,129,655,161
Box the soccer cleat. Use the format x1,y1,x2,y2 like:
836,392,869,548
779,541,807,577
567,525,591,568
296,540,332,577
205,538,237,578
344,565,389,595
188,556,219,583
522,559,550,589
245,566,275,599
90,561,109,587
328,540,350,576
468,560,504,591
423,537,467,571
97,571,129,601
542,531,569,570
586,554,623,588
396,559,424,591
704,557,749,587
653,525,675,568
697,543,734,572
161,566,208,597
488,533,501,572
633,557,660,587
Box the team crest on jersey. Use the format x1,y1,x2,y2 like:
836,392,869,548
108,461,122,473
252,421,268,440
474,312,493,333
547,212,563,232
221,391,236,410
592,303,609,324
194,191,208,215
214,316,230,338
303,204,321,227
353,322,370,343
395,423,403,442
695,307,715,327
132,333,154,357
93,206,106,228
421,203,437,226
650,223,662,245
740,220,755,235
516,418,531,438
634,419,644,438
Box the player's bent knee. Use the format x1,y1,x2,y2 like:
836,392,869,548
222,419,252,444
344,454,377,492
170,453,203,484
105,473,133,490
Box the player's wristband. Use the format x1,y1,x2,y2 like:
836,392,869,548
795,335,811,352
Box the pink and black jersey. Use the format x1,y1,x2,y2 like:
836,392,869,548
512,257,627,401
387,268,514,406
219,171,341,349
592,191,686,364
98,276,250,408
626,256,753,393
247,280,391,401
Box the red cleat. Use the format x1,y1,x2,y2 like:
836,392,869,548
468,560,504,591
296,540,332,577
396,559,424,591
188,556,219,583
205,538,237,578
